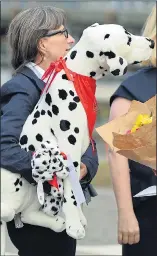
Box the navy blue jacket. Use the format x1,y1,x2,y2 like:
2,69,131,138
110,66,156,207
1,67,99,199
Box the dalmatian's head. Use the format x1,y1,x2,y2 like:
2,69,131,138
66,23,154,79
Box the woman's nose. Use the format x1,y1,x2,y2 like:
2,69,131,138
68,34,75,44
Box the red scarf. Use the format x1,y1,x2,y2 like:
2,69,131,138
41,58,97,188
42,57,97,145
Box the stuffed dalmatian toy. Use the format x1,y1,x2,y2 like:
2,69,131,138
1,23,154,248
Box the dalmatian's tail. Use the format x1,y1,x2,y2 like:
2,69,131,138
0,220,6,256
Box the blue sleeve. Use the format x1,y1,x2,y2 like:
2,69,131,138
110,67,156,106
80,141,99,187
1,82,39,184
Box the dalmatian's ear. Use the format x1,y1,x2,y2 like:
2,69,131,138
101,39,128,76
105,52,128,76
90,23,99,27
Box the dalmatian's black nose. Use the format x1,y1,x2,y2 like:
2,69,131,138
150,39,155,49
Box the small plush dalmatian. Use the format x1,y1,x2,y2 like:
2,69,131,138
1,23,154,247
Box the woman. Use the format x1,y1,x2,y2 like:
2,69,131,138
108,5,157,256
1,6,98,256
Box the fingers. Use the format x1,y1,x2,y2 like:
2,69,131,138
118,230,140,245
118,232,123,244
134,231,140,244
79,162,87,180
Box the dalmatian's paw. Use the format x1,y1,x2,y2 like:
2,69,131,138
49,216,65,232
42,194,63,216
66,219,85,240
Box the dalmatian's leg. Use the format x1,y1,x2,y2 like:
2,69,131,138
1,202,15,223
21,192,65,232
62,179,86,239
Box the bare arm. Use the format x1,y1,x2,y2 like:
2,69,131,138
107,97,140,245
108,97,133,213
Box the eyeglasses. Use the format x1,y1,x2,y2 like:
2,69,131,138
43,28,69,38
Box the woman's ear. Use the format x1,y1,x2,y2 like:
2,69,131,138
37,38,47,55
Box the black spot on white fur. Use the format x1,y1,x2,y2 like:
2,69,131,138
34,111,40,118
124,28,131,36
32,119,37,125
36,134,43,142
60,120,71,131
68,135,76,145
45,93,52,106
104,34,110,39
50,129,55,136
111,69,120,76
20,135,28,145
132,61,141,64
51,206,58,212
74,127,79,133
104,51,116,59
28,144,35,152
86,51,94,58
58,89,68,100
123,66,127,74
47,110,52,117
69,102,77,111
73,200,77,206
69,90,75,96
41,110,46,115
19,181,23,186
62,74,68,80
14,178,19,186
52,105,59,115
70,50,77,59
73,161,79,168
127,36,132,46
119,57,123,65
73,96,80,103
90,71,96,77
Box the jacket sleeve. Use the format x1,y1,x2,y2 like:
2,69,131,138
1,82,39,184
80,141,99,188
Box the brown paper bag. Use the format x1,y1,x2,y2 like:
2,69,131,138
96,95,156,170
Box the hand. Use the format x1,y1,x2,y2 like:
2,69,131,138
79,162,88,180
152,169,157,176
118,211,140,245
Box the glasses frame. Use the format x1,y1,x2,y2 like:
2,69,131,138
43,28,68,38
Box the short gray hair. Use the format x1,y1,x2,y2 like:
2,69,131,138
7,6,66,71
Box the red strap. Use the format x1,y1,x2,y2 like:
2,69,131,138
48,174,59,189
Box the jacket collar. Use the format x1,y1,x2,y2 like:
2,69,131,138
17,66,45,92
